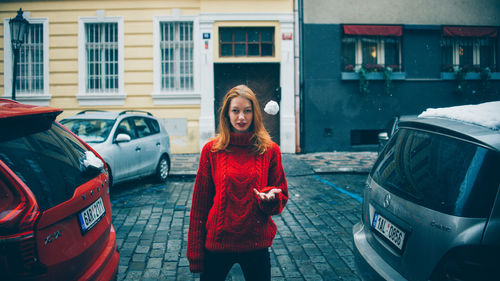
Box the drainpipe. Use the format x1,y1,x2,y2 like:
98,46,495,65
295,0,304,153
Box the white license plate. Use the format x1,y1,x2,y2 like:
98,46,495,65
78,197,106,233
372,213,406,250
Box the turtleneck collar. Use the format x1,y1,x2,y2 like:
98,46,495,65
229,132,253,146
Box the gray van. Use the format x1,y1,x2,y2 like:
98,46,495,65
353,102,500,280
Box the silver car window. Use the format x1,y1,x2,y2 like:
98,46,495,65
116,118,136,139
61,119,114,143
131,117,154,138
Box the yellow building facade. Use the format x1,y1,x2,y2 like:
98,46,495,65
1,0,296,153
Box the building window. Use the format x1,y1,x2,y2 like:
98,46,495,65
441,37,497,72
85,23,119,92
16,23,44,93
4,16,49,103
219,27,274,57
78,15,124,105
153,15,199,104
160,22,193,91
342,35,402,72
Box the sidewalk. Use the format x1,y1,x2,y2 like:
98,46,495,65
170,151,378,177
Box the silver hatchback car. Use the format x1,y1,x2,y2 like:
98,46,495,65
353,102,500,281
61,110,170,186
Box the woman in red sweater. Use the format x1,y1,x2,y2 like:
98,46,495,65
187,85,288,281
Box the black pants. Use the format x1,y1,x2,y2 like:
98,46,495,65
201,248,271,281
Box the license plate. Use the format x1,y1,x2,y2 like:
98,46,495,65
372,213,406,250
78,197,106,233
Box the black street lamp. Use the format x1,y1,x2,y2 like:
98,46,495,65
9,8,30,101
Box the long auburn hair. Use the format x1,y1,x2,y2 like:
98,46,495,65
212,85,271,154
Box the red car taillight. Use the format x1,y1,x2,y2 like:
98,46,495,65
0,165,46,280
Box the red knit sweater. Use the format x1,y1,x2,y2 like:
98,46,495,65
187,132,288,273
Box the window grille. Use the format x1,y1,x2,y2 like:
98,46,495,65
85,23,119,93
440,37,497,72
16,23,43,93
361,38,378,65
160,22,193,91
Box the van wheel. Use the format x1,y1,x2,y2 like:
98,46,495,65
155,155,170,182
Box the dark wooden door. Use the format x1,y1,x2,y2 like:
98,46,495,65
214,63,280,144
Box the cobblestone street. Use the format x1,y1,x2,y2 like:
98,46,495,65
110,153,374,280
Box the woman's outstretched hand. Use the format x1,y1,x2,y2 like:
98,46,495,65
254,188,282,202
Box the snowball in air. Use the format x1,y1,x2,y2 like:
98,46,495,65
264,100,279,115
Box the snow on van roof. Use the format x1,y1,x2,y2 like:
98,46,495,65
418,101,500,131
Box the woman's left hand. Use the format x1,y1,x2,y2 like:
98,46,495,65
254,188,282,202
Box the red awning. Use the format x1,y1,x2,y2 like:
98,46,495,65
343,25,402,36
443,26,498,37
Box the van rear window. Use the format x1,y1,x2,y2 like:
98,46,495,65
371,128,500,218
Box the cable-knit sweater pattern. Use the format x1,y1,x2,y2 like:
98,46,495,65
187,132,288,273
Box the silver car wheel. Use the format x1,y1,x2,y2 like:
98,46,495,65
157,156,169,182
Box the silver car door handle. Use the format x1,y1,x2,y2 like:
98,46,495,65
135,146,141,152
156,142,161,146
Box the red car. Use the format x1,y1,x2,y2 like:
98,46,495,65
0,99,119,280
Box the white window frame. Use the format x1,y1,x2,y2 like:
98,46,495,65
3,16,50,105
152,14,200,105
352,36,401,69
77,14,125,106
159,22,194,91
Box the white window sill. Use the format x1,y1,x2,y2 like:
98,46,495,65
76,92,126,106
3,93,52,106
152,92,201,105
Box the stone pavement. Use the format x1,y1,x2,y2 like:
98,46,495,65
111,151,377,281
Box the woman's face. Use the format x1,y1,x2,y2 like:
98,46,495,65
228,96,253,133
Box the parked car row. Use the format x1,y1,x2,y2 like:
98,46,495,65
354,101,500,281
3,98,498,280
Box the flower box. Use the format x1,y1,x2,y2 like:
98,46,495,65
341,72,406,80
441,72,500,80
